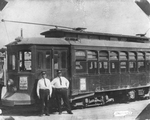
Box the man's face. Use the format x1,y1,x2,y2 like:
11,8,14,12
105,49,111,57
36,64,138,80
42,74,46,78
58,73,62,77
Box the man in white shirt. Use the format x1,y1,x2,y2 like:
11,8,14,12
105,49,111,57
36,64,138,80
37,71,52,116
51,70,73,115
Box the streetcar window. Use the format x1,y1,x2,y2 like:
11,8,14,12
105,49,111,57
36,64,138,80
138,62,145,72
78,35,88,39
89,35,99,39
120,52,128,73
127,38,136,42
54,51,59,70
120,52,127,60
75,61,87,73
87,51,97,60
110,51,119,73
110,37,118,41
0,65,3,71
8,54,16,70
137,52,145,72
61,51,67,68
37,52,44,69
110,61,119,73
137,52,144,60
19,50,31,71
146,52,150,71
99,61,109,74
87,51,98,74
75,50,86,60
129,52,136,60
120,61,127,72
99,36,109,40
99,51,109,74
146,52,150,60
88,61,98,74
46,51,51,69
110,51,118,60
129,61,137,72
129,52,137,72
120,38,127,41
146,61,150,71
66,33,77,38
75,50,86,74
99,51,108,60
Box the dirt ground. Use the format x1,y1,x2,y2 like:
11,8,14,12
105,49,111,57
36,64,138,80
0,99,149,120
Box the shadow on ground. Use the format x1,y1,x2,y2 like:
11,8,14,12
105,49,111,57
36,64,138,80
0,105,40,116
136,103,150,120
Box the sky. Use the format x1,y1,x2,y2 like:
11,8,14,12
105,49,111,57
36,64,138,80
0,0,149,48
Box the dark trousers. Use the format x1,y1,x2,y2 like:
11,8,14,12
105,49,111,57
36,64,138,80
39,89,50,114
55,88,71,113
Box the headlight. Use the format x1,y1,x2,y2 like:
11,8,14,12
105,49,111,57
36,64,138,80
7,79,14,86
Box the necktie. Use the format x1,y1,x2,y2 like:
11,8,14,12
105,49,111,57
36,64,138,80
59,77,62,85
44,78,47,87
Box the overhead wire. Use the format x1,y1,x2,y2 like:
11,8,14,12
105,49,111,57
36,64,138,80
1,19,87,31
1,19,74,30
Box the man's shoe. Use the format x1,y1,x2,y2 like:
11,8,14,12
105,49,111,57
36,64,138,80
67,111,73,114
59,112,62,115
46,113,50,116
40,113,45,116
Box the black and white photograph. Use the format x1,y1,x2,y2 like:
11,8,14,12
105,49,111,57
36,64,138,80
0,0,150,120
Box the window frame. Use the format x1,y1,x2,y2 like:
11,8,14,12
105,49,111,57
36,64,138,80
8,53,16,71
110,51,119,73
119,51,128,73
146,52,150,71
87,50,98,74
137,52,145,72
19,50,32,72
129,52,137,72
99,51,109,74
75,50,87,74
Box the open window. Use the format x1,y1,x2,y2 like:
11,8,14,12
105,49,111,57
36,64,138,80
54,50,67,70
37,52,44,69
137,52,145,72
75,50,87,74
46,51,51,69
120,51,128,73
87,50,98,74
37,50,52,70
19,50,31,71
110,51,119,73
129,52,137,72
99,51,109,74
8,53,16,71
146,52,150,71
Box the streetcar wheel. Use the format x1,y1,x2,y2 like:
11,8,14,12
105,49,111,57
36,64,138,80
83,98,89,108
128,90,136,100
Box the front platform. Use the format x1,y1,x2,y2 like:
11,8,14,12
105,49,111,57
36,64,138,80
1,92,34,106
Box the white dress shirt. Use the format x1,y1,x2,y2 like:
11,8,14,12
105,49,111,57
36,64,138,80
36,78,52,98
51,76,69,89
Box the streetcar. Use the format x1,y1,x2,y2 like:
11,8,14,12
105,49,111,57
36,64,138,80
1,27,150,106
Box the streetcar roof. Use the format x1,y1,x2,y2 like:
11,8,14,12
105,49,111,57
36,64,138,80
41,28,150,42
6,37,150,49
7,37,70,46
70,39,150,48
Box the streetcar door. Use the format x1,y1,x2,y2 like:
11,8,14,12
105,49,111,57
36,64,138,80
52,50,68,78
